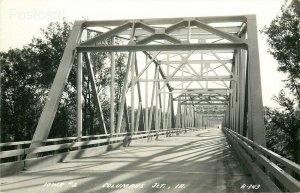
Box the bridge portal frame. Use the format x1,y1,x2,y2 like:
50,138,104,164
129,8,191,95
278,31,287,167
29,15,266,151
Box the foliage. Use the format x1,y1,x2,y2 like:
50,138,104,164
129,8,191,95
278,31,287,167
262,1,300,163
1,20,74,141
0,20,127,142
262,1,300,104
265,90,300,162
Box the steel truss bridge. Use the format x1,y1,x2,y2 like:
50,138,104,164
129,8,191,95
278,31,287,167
1,15,299,193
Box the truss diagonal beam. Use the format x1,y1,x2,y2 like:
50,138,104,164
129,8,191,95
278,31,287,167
116,52,133,133
135,22,156,33
165,20,188,34
191,20,243,43
81,22,132,46
143,51,173,91
128,51,160,88
211,51,233,75
84,53,108,134
29,21,83,150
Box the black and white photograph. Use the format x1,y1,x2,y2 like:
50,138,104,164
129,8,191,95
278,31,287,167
0,0,299,192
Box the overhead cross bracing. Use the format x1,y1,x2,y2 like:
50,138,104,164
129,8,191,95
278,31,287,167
29,15,266,151
78,16,243,129
81,16,261,140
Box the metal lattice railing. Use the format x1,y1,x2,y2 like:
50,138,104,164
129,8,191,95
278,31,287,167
223,127,300,192
0,127,199,164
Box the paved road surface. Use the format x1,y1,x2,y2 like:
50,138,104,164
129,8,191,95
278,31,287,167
0,128,255,193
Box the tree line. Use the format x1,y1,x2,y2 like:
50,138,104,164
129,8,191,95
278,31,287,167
262,1,300,164
0,20,128,142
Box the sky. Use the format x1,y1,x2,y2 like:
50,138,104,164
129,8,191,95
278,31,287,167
0,0,288,108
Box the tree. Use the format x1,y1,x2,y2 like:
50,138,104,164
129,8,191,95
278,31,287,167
265,90,300,163
1,20,127,142
1,20,76,142
262,0,300,163
262,0,300,104
1,49,42,141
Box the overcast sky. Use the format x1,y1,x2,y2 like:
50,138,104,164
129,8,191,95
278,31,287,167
0,0,288,107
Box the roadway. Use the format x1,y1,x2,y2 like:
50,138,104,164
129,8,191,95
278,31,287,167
0,128,255,193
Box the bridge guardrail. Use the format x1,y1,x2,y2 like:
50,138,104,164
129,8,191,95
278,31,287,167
223,127,300,192
0,127,201,164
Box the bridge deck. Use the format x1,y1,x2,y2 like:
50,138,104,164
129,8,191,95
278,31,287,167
0,128,255,193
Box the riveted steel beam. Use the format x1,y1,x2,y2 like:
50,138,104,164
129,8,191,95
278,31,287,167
77,43,247,52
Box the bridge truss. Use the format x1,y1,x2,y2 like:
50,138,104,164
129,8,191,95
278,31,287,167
30,15,266,148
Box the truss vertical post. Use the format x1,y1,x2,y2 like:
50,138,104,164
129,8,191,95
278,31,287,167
156,108,159,132
170,93,175,128
187,105,190,128
77,52,83,137
186,105,191,127
181,104,184,128
149,66,158,130
198,113,201,127
189,106,192,128
188,106,191,128
175,101,180,128
225,105,230,128
233,51,238,133
184,103,187,128
246,15,266,146
200,113,202,127
158,108,162,131
192,106,194,127
234,50,240,133
155,68,159,132
157,74,163,130
195,113,198,127
199,113,202,127
134,53,144,131
193,106,196,127
185,105,188,128
145,56,149,131
135,103,142,132
179,102,182,128
229,95,232,129
189,105,192,127
163,84,166,130
124,100,130,132
243,61,249,137
131,53,145,132
110,37,115,134
131,52,135,133
238,49,246,135
166,93,171,130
